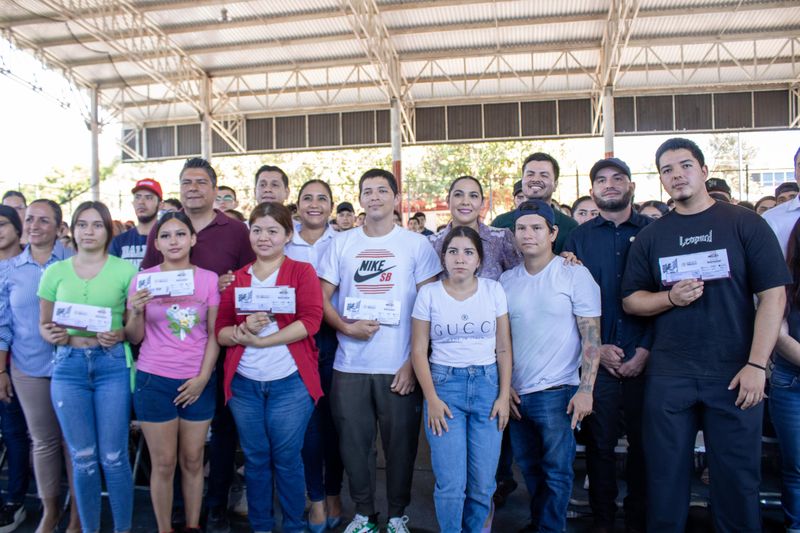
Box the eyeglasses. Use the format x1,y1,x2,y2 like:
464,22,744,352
216,194,235,202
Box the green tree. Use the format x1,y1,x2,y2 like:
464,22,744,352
706,134,758,197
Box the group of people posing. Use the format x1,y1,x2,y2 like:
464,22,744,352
0,137,799,533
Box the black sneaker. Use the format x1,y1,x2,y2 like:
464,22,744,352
0,503,26,533
206,506,230,533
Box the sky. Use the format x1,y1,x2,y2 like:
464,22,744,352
1,42,799,205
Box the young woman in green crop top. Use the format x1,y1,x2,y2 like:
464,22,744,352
38,201,136,533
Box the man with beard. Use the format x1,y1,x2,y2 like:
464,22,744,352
492,153,577,253
564,158,651,533
110,179,162,269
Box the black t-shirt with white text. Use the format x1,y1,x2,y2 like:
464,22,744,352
621,201,790,380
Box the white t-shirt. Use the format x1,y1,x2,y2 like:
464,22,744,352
499,258,601,395
318,225,442,374
412,278,508,367
236,269,298,382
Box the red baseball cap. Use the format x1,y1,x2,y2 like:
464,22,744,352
131,179,163,199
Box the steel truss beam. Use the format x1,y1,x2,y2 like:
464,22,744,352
341,0,414,142
105,45,800,115
27,0,244,153
592,0,640,134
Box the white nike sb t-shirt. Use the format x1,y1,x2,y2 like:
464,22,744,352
318,226,442,374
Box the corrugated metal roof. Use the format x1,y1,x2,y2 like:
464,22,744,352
1,0,797,124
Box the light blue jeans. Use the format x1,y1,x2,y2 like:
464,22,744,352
425,363,503,533
228,371,314,533
50,343,132,533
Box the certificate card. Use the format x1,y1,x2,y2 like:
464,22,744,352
658,248,731,285
235,287,296,314
343,297,401,326
136,269,194,297
53,302,112,332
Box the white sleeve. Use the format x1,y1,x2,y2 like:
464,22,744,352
414,236,443,284
411,283,433,322
571,265,602,318
491,280,509,317
317,233,341,286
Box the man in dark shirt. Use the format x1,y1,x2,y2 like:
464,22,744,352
564,157,650,533
141,158,254,533
492,153,577,253
622,138,789,533
110,179,162,269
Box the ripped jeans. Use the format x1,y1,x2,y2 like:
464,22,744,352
51,344,132,533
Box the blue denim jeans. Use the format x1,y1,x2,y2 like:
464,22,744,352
228,371,313,533
0,367,31,505
425,363,503,533
509,385,577,533
771,361,800,532
50,344,132,533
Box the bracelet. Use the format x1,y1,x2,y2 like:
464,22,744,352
667,289,678,307
746,361,767,371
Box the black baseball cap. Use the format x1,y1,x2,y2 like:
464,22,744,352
512,180,523,196
336,202,354,214
510,199,555,227
776,182,799,197
705,178,731,196
589,157,632,183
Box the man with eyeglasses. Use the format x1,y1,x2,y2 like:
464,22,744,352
214,186,239,212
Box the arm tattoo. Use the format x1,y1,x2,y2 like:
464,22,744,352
575,316,601,393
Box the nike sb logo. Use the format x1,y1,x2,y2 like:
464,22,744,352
354,262,395,282
354,249,396,295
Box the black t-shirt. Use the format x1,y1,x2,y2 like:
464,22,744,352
622,201,790,380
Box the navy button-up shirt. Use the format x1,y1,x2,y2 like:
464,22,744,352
564,211,653,359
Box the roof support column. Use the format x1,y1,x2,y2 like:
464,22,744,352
603,85,615,157
200,75,212,161
90,85,100,201
391,97,402,209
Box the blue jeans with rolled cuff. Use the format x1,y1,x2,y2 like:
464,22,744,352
425,363,503,533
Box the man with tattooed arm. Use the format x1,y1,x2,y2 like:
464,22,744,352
499,199,601,533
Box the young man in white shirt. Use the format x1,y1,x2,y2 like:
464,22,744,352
318,169,442,533
499,200,601,533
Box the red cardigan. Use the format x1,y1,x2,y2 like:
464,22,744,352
215,257,323,404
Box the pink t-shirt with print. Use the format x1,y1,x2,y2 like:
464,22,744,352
128,265,220,379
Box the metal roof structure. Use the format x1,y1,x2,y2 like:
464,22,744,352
2,0,800,162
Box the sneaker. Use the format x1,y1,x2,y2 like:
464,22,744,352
0,504,26,533
342,514,378,533
206,506,231,533
387,516,410,533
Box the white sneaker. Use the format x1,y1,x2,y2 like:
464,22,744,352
343,514,379,533
387,515,410,533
